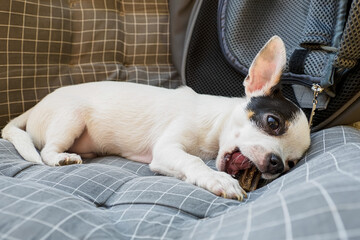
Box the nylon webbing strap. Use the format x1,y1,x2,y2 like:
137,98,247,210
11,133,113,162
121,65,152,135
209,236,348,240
289,49,310,74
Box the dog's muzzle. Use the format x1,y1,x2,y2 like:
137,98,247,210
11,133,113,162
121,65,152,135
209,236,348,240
224,149,284,178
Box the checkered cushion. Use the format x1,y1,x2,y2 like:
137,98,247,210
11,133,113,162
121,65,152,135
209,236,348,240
0,126,359,239
0,0,181,129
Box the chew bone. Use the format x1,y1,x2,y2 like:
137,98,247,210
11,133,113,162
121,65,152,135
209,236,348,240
237,165,262,192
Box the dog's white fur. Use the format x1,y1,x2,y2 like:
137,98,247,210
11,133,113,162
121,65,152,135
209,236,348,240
2,36,311,200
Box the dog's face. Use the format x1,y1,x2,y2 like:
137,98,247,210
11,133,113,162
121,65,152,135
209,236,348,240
216,36,311,180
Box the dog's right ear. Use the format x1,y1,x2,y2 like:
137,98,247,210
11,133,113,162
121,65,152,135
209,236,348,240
243,36,286,98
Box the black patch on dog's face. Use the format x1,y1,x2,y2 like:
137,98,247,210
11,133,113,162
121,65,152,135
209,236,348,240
246,90,301,136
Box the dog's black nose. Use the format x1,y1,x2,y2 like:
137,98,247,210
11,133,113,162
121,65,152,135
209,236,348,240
266,154,284,174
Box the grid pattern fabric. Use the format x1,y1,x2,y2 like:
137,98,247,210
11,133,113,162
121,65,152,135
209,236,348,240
0,126,360,239
0,0,181,129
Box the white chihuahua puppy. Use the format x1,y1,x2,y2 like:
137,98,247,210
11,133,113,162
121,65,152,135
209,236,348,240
2,36,310,200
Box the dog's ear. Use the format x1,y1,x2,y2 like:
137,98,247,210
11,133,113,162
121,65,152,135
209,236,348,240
244,36,286,97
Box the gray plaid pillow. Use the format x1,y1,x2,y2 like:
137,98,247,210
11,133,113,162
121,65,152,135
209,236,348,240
0,126,359,239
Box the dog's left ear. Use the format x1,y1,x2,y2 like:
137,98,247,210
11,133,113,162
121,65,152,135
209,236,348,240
244,36,286,97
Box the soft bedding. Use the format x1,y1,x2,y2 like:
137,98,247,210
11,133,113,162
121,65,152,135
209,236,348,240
1,1,360,239
0,126,359,240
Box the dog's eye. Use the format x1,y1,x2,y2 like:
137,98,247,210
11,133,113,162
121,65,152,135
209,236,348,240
267,116,279,130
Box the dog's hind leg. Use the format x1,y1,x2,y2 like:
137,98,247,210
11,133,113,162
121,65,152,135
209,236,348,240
40,113,85,166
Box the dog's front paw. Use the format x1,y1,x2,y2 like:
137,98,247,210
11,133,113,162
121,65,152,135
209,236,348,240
53,153,83,166
188,171,247,201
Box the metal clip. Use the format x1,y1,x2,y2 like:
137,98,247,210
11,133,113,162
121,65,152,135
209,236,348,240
309,84,324,127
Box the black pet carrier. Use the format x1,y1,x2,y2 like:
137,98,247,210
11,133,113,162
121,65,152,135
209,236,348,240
170,0,360,130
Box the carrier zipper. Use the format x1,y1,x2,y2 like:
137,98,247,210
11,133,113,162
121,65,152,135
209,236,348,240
281,78,314,88
308,83,324,127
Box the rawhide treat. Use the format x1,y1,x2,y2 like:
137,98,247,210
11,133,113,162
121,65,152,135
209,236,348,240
224,149,263,192
237,165,262,192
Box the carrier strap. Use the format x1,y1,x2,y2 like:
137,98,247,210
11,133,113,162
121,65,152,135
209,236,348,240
289,49,310,75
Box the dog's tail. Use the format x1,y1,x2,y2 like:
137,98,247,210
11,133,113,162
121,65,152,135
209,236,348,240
2,109,43,164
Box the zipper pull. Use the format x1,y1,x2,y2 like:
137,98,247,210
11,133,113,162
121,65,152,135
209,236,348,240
309,84,324,128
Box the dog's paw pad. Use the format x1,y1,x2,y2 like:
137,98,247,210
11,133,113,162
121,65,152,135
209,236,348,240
192,171,247,201
55,154,82,166
57,158,82,166
216,186,246,201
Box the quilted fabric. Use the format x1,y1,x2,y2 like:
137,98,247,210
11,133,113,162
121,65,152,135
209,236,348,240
1,126,360,240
